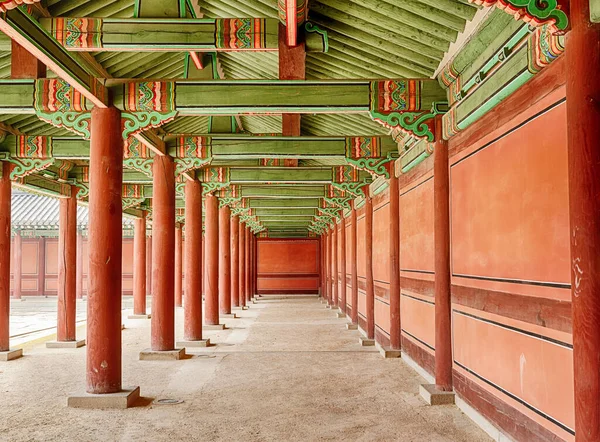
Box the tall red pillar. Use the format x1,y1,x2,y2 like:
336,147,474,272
150,154,176,352
239,223,246,307
245,226,251,303
566,1,600,439
320,235,325,299
87,106,123,393
204,194,219,325
76,231,84,299
365,195,375,340
132,213,147,316
219,205,231,314
175,223,183,307
350,203,358,324
389,170,401,350
0,162,20,359
332,222,339,307
434,115,452,390
56,187,78,343
183,179,204,342
13,231,22,300
329,227,334,305
146,235,152,296
339,215,347,313
325,229,331,304
231,215,240,308
252,234,257,298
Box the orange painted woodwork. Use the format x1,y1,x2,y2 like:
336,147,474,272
133,214,147,315
332,223,338,306
567,1,600,440
244,226,250,302
146,235,152,296
87,106,123,394
151,154,176,351
279,22,305,138
0,162,11,352
175,224,183,308
433,115,452,391
400,179,434,274
350,204,358,324
184,179,203,341
257,239,319,294
230,215,240,308
76,232,84,299
12,232,22,300
57,187,77,342
204,194,219,325
10,40,45,79
450,105,569,286
218,205,231,314
239,223,246,307
365,196,375,339
389,173,401,350
339,216,347,313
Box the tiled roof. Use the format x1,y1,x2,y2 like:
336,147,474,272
11,190,135,230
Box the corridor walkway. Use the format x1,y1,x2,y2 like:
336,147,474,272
0,297,489,441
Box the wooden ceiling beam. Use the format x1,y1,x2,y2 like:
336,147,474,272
0,8,108,107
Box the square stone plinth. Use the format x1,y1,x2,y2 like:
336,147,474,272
419,384,456,405
336,312,345,318
46,339,86,349
68,387,140,409
220,313,237,319
176,339,211,348
359,337,375,347
346,323,358,330
377,346,401,359
128,314,151,320
0,348,23,361
203,324,226,331
139,348,186,361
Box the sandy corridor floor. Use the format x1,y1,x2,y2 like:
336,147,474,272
0,296,490,441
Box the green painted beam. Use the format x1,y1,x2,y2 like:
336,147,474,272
254,208,317,216
241,185,326,198
38,17,327,53
249,198,321,208
226,167,370,184
0,8,108,107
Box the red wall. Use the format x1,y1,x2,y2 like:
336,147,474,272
256,238,320,294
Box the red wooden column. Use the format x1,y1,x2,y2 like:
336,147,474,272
325,229,331,304
566,1,600,439
433,115,452,390
174,223,183,307
12,231,22,300
76,231,83,299
132,213,147,317
279,22,305,139
389,169,401,350
11,41,45,79
231,215,240,308
181,178,206,344
252,234,257,297
365,195,375,340
339,215,347,313
329,227,335,306
38,238,46,296
219,205,231,315
0,161,21,360
320,235,325,299
332,222,339,307
204,194,220,326
239,223,246,307
350,202,358,325
245,225,251,303
86,106,124,394
149,154,177,354
55,187,79,345
146,235,152,296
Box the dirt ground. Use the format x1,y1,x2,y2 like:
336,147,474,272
0,296,491,441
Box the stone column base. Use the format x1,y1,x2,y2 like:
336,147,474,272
68,387,140,409
375,343,401,358
128,314,151,319
419,384,456,405
336,312,345,318
359,337,375,347
176,339,211,348
220,313,237,319
203,324,226,331
139,348,186,361
0,348,23,361
46,339,86,349
346,323,358,330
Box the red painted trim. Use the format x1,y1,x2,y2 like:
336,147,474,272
286,0,297,47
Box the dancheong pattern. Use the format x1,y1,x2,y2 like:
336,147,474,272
17,136,52,159
123,82,175,113
51,18,103,49
277,0,308,25
370,80,421,114
35,79,87,113
469,0,568,33
215,19,267,50
527,24,565,74
0,0,39,12
345,137,381,159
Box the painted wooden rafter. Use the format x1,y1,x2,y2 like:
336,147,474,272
278,0,308,47
0,6,107,107
470,0,569,34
